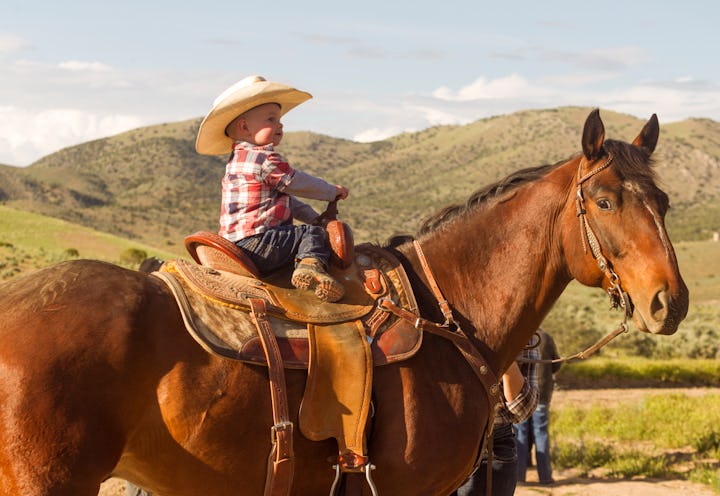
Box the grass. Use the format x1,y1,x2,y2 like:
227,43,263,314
0,205,183,277
556,357,720,388
551,391,720,488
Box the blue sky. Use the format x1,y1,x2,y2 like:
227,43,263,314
1,0,718,166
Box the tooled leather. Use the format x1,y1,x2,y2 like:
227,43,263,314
156,244,423,367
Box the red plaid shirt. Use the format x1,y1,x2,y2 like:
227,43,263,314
219,141,296,242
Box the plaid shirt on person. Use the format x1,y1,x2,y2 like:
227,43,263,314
219,141,296,242
493,345,539,426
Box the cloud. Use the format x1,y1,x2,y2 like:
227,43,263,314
353,127,408,142
0,33,28,54
58,60,113,72
596,79,720,122
0,106,146,166
432,74,548,101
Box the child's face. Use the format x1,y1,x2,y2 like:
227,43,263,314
240,103,283,146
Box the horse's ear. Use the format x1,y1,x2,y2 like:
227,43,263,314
582,108,605,160
632,113,659,156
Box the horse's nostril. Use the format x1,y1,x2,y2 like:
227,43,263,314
650,289,669,322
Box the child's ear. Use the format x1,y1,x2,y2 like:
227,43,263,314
226,116,245,139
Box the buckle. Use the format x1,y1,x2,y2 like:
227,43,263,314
270,421,293,444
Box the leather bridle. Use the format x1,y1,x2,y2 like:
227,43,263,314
575,153,633,318
522,154,633,365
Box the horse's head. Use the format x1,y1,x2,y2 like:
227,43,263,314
562,109,688,335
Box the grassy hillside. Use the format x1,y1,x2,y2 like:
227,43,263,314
0,107,718,249
1,106,718,357
0,205,183,279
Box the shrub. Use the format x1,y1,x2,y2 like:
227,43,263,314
119,248,148,265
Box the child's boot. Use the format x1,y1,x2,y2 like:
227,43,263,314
291,258,345,303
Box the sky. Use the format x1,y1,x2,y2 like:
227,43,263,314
1,0,719,167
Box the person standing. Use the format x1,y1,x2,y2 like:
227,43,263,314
515,329,561,485
452,345,539,496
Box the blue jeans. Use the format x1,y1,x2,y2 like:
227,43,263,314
452,422,518,496
515,403,553,483
235,224,330,274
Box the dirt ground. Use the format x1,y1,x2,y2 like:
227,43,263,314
98,389,720,496
100,473,719,496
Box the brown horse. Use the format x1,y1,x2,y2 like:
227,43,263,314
0,109,687,495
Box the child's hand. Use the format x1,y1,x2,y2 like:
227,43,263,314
335,185,349,200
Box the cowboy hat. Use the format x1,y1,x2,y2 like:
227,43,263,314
195,75,312,155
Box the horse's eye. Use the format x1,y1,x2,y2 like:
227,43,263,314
597,199,613,210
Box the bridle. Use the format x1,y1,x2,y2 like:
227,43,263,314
522,153,633,364
575,153,633,318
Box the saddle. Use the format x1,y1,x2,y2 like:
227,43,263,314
153,226,422,495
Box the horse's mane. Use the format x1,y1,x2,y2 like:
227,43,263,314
415,139,657,237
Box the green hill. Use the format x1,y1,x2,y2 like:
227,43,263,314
0,205,182,279
0,107,718,248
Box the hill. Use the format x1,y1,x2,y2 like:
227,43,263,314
0,205,182,279
0,107,718,248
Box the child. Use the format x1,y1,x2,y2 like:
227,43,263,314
196,75,349,302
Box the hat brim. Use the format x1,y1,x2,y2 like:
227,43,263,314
196,81,312,155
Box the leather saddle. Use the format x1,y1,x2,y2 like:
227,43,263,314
153,222,422,494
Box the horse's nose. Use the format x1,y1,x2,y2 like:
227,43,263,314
650,288,669,323
645,286,687,335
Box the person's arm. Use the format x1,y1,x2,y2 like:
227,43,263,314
503,362,526,402
284,170,344,201
290,197,321,224
503,349,539,424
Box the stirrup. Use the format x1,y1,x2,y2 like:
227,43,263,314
329,461,378,496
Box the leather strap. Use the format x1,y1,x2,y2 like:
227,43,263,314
249,298,294,496
377,298,500,404
412,240,454,324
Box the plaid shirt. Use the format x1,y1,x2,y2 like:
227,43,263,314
494,346,539,426
219,141,296,242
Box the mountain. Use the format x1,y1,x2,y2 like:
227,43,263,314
1,107,718,249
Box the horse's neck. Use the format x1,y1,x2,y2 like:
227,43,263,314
411,162,576,368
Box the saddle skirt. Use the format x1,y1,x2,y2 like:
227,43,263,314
153,243,423,368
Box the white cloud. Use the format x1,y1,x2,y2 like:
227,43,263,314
58,60,113,72
432,74,547,101
353,127,406,142
0,34,28,54
597,81,720,122
0,106,146,166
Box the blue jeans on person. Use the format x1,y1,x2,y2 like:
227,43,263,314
515,403,553,483
452,422,518,496
235,224,330,274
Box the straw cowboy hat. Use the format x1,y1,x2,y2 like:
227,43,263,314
196,75,312,155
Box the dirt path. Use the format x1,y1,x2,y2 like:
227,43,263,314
515,470,717,496
98,389,720,496
101,473,719,496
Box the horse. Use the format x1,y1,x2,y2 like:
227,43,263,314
0,109,688,495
